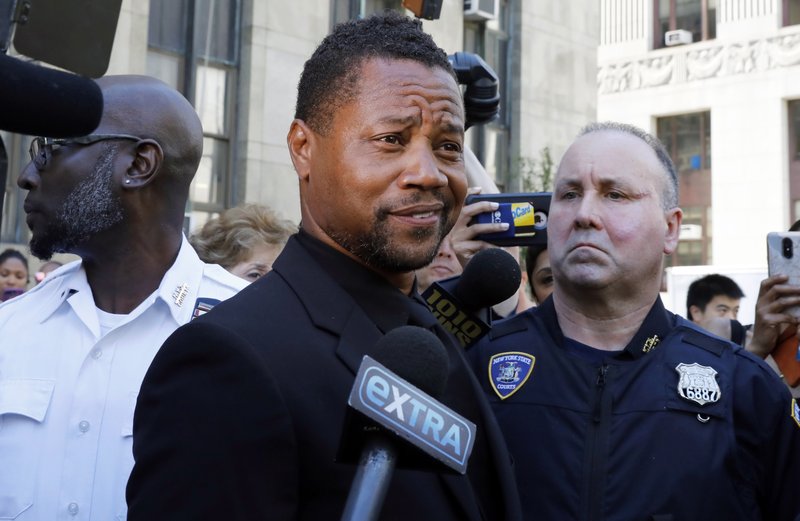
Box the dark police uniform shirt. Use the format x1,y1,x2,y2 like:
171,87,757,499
470,296,800,521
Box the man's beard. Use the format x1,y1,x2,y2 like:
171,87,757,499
325,192,454,273
30,144,125,260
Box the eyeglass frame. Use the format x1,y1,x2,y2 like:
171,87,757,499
29,134,144,171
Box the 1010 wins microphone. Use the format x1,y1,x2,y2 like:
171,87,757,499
339,326,477,521
0,53,103,137
421,248,522,348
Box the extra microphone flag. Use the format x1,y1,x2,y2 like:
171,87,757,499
339,327,476,521
347,355,476,474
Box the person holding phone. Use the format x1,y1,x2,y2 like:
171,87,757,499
745,221,800,397
0,248,28,301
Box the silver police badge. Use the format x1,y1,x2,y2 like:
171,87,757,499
489,352,535,400
675,362,721,406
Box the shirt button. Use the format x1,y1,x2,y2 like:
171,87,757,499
68,502,79,515
91,349,102,360
78,420,90,433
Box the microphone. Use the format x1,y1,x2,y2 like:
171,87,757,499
421,248,521,348
339,326,477,521
0,53,103,137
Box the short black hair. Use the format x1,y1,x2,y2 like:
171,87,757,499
294,10,455,134
0,248,28,271
686,273,745,321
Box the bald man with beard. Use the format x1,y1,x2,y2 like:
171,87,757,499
0,75,245,521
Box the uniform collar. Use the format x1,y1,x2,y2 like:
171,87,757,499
538,295,676,360
36,236,205,333
154,235,209,325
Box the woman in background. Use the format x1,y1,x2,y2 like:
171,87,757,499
0,249,29,301
524,244,553,305
190,204,297,283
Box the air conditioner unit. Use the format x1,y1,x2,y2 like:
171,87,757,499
664,29,693,47
464,0,498,22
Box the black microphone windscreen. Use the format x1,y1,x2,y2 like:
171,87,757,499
454,248,521,311
0,54,103,138
371,325,448,398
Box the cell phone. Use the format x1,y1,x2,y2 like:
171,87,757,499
767,231,800,317
465,192,551,247
1,287,24,302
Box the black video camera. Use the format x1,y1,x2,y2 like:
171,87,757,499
448,52,500,129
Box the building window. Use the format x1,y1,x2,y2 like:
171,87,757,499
653,0,717,50
330,0,402,27
657,111,712,266
465,0,510,190
785,0,800,26
788,100,800,223
147,0,240,229
0,131,28,243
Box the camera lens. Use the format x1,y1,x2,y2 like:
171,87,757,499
783,237,794,259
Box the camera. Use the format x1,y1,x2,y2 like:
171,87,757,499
465,192,551,247
448,52,500,129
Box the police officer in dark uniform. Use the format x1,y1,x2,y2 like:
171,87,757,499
470,122,800,520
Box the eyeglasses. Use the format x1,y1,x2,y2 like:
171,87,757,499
29,134,143,171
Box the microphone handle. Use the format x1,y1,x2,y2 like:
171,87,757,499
340,437,397,521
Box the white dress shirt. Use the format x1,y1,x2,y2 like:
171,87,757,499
0,237,247,521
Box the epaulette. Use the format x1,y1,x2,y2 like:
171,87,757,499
489,315,530,340
678,325,731,357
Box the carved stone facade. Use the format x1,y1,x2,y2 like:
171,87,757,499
598,1,800,321
599,27,800,93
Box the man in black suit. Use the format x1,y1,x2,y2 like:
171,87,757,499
126,12,522,521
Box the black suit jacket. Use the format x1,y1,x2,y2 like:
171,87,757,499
127,236,522,520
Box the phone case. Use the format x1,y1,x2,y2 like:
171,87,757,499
767,232,800,315
766,232,800,384
464,192,551,247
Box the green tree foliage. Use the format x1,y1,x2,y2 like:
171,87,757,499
518,146,556,193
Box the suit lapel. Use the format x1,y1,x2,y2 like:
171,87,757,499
273,237,516,520
272,237,383,375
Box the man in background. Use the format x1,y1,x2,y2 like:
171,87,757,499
470,122,800,520
0,75,245,521
127,12,521,521
686,272,744,323
686,273,747,343
415,232,462,294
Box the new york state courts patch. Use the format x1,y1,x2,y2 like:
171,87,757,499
488,352,535,400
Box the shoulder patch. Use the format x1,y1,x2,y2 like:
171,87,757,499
192,297,221,320
792,399,800,429
488,352,535,400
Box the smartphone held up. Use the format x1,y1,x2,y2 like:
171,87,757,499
767,231,800,318
465,192,551,247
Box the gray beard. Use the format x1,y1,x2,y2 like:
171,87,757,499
30,144,125,260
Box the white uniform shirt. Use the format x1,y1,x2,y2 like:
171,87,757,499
0,237,247,521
